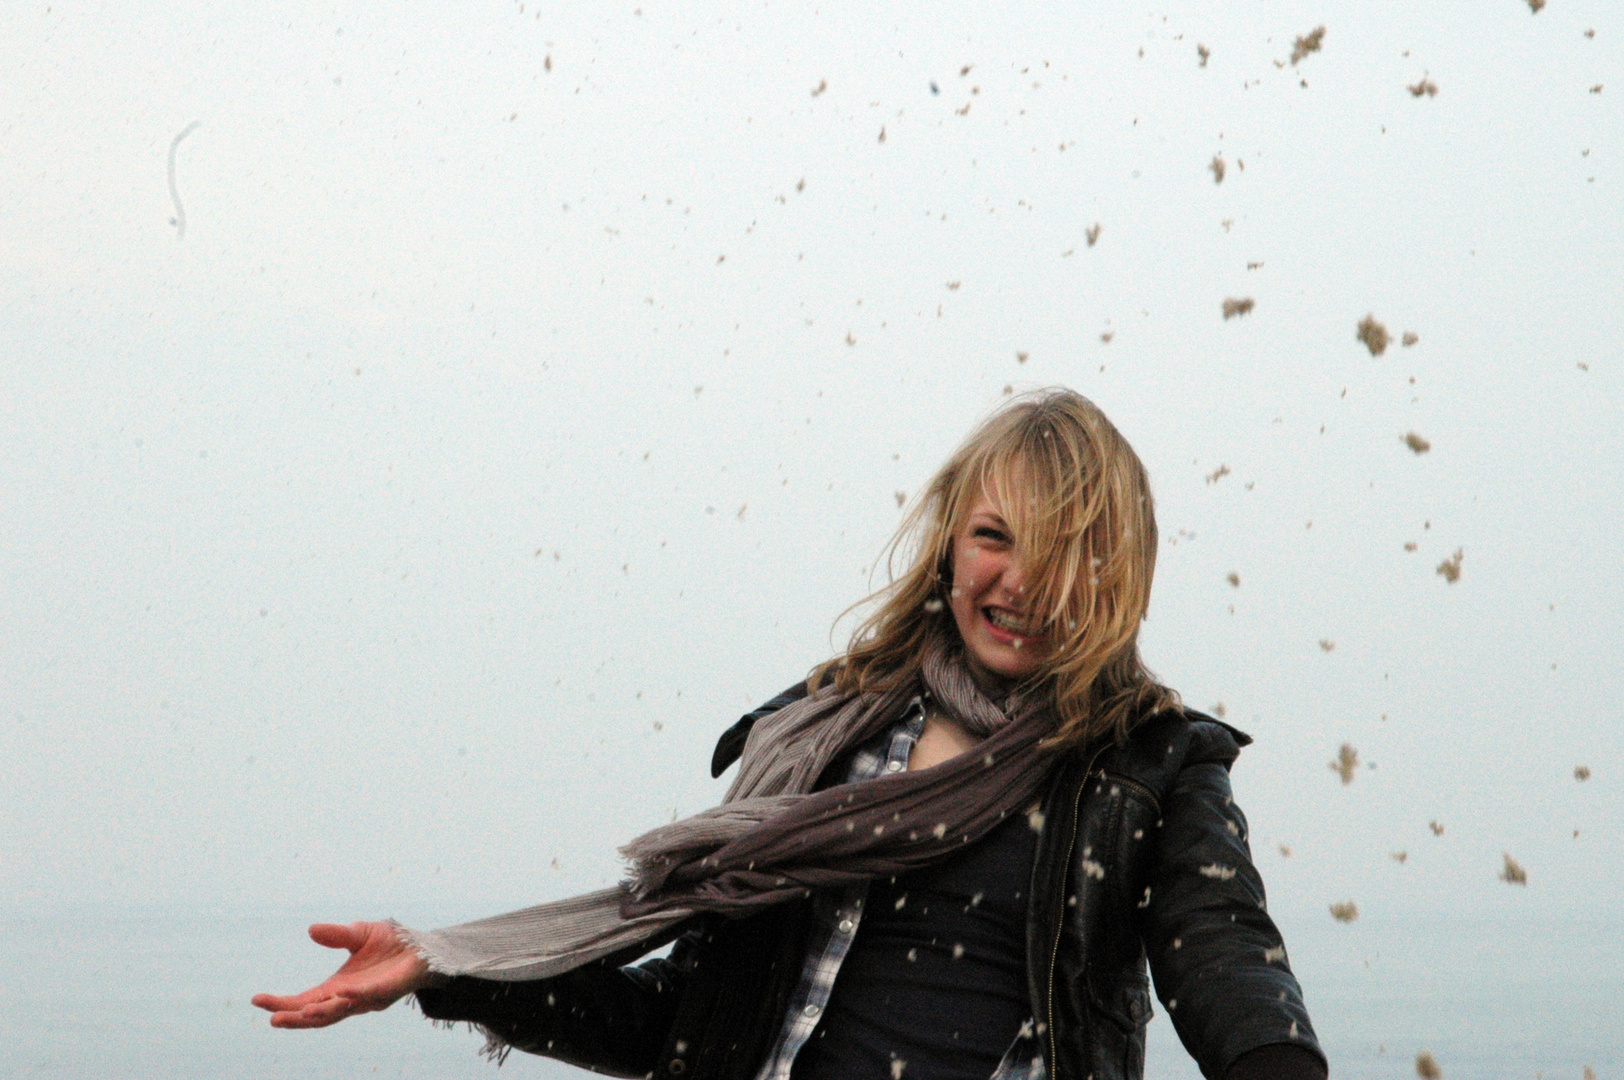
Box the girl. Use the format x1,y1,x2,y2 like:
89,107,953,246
254,389,1325,1080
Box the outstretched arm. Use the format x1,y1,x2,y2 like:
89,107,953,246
252,920,434,1028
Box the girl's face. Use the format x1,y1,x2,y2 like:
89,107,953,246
947,488,1051,690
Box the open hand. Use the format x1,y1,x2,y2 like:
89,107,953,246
251,921,433,1029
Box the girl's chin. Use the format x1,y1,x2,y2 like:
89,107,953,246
966,644,1044,685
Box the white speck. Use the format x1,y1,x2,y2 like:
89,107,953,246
1199,863,1237,880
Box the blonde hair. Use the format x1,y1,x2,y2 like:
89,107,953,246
815,388,1178,748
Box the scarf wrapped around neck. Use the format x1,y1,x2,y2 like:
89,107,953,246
398,631,1064,983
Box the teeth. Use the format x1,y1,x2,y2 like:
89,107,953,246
986,608,1037,635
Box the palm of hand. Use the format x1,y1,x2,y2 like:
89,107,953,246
252,921,431,1029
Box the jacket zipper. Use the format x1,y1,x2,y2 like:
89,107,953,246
1045,744,1108,1079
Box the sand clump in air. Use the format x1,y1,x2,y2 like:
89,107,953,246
1403,432,1432,454
1328,901,1358,923
1575,765,1592,781
1408,77,1439,98
1499,852,1528,885
1416,1051,1442,1079
1223,297,1255,319
1329,743,1358,785
1402,331,1420,346
1210,154,1226,183
1357,314,1391,356
1436,548,1464,583
1291,26,1326,65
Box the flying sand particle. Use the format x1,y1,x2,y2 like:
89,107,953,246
1429,821,1445,836
1403,432,1431,454
1197,44,1210,67
1291,27,1326,65
1575,765,1591,781
1222,297,1255,320
1402,331,1419,346
1415,1051,1441,1079
1499,852,1527,885
1209,155,1226,184
1205,464,1231,484
1329,743,1358,785
1408,77,1439,98
1227,572,1240,587
1328,901,1358,922
1319,639,1336,652
811,79,827,97
1357,314,1391,356
1436,548,1463,584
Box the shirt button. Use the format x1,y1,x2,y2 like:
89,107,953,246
886,760,904,772
837,919,855,934
803,1003,822,1018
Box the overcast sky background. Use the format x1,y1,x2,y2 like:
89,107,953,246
2,0,1620,952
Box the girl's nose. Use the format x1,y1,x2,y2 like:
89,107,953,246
999,561,1029,602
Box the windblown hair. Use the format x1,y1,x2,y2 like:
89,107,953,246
814,388,1178,748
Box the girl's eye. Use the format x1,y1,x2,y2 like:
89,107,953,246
974,527,1009,543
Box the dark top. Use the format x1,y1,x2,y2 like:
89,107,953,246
792,810,1040,1080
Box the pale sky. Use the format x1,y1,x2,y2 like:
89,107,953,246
2,0,1620,939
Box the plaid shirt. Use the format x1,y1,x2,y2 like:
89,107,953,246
752,696,1046,1080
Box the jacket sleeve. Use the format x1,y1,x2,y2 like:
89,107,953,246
1139,744,1326,1080
414,927,702,1077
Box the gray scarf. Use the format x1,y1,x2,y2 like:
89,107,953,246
398,632,1061,983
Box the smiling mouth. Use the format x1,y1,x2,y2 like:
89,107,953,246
984,607,1041,637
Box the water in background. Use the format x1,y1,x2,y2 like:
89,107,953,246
3,904,1617,1079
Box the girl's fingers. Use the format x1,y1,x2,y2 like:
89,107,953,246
269,994,362,1029
252,992,308,1012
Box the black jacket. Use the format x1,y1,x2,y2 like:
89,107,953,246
418,689,1326,1080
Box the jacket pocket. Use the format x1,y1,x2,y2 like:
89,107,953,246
1087,974,1154,1034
